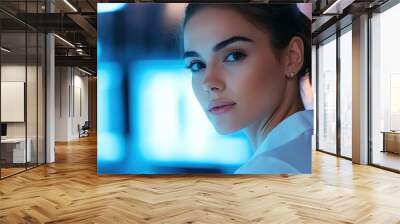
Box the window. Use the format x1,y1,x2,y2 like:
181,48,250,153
370,2,400,171
339,28,352,158
317,36,337,154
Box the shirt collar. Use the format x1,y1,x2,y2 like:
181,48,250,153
253,110,314,157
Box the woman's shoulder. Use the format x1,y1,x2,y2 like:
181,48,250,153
234,110,314,174
234,156,300,174
258,109,313,155
235,131,312,174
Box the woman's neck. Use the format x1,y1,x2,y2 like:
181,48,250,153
244,79,304,151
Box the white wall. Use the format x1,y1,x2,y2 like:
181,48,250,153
1,65,39,138
55,67,89,141
55,66,69,141
1,65,26,138
71,70,89,137
1,63,46,164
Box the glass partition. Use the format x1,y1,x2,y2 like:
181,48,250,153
371,3,400,171
0,1,46,179
27,30,38,169
339,27,352,158
317,35,337,155
1,30,28,177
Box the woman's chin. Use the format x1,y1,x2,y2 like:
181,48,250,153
207,114,244,134
213,124,241,135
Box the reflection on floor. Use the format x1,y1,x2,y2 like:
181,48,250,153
0,167,25,178
0,162,42,178
373,150,400,171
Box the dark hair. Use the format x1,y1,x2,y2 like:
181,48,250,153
183,4,311,79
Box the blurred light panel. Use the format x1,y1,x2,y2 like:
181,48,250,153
98,62,125,162
130,60,251,167
98,3,127,14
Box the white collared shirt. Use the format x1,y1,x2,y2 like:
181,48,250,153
235,110,314,174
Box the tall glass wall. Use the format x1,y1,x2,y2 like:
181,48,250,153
317,35,337,154
317,24,353,159
339,27,353,158
0,1,46,179
371,2,400,171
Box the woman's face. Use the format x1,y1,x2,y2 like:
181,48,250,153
183,7,287,134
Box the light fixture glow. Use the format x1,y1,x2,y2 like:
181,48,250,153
63,0,78,12
1,47,11,53
322,0,341,14
54,34,75,48
322,0,354,15
78,67,93,76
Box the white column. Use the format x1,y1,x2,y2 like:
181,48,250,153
352,14,369,164
46,1,55,163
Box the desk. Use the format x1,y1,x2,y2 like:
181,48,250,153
381,131,400,154
1,138,31,163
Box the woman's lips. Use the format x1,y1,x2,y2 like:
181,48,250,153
208,101,236,115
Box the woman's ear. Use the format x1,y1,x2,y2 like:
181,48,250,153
284,36,304,79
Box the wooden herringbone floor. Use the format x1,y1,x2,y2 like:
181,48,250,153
1,135,400,224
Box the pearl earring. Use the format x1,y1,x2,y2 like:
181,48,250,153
287,72,295,78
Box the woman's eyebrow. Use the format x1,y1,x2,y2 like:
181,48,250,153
183,51,200,59
213,36,254,52
183,36,253,59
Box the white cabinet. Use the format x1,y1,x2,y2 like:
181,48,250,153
1,138,32,163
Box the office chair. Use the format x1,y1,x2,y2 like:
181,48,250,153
79,121,90,138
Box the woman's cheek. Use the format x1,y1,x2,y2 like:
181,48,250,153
230,60,284,111
226,63,264,98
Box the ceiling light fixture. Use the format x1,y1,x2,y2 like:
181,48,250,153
63,0,78,12
323,0,341,14
1,47,11,53
322,0,354,15
54,34,75,48
78,67,93,76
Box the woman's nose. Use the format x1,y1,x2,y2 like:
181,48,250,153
202,65,225,93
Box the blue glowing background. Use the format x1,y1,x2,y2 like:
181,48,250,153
98,3,252,174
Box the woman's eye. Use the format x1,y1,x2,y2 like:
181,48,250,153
187,61,205,73
224,51,246,63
